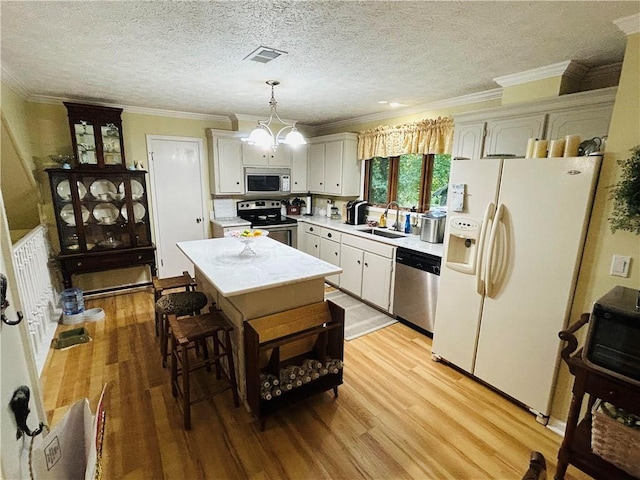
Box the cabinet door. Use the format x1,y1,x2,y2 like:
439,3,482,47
217,138,244,194
290,145,308,193
320,238,341,285
452,122,486,159
324,141,344,195
484,114,546,157
308,143,325,193
340,244,363,296
242,143,269,166
547,104,613,143
361,252,392,311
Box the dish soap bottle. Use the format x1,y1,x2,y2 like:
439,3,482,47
404,212,411,233
379,212,387,228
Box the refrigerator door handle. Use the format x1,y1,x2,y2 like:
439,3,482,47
485,203,505,298
476,202,495,295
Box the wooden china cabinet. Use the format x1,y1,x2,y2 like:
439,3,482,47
47,103,156,289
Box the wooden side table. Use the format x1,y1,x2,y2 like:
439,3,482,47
555,313,640,480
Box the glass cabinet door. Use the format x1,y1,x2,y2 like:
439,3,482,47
73,121,98,166
100,123,122,166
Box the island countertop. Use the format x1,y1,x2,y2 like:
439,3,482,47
177,236,342,297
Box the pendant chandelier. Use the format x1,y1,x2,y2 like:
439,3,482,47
245,80,306,150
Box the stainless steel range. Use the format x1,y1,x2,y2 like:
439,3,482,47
237,199,298,248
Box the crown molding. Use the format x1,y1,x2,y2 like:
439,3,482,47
614,13,640,35
312,88,503,135
1,66,30,98
493,60,588,87
27,94,231,122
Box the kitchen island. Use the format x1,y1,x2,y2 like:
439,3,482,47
177,236,342,403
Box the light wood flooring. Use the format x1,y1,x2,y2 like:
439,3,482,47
41,290,590,480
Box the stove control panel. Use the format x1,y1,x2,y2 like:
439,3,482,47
237,200,282,212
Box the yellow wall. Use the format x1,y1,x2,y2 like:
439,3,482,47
501,76,564,105
550,32,640,422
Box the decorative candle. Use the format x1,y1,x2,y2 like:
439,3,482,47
548,139,565,158
533,140,548,158
564,135,581,157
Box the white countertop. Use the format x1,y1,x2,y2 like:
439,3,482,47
177,236,342,297
210,217,251,228
295,215,444,257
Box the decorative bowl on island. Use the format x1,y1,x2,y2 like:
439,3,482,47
225,229,269,255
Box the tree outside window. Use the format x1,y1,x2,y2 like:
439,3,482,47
365,153,450,211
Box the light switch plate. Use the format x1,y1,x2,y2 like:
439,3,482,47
610,255,631,277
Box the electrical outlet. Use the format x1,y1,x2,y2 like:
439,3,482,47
610,255,631,277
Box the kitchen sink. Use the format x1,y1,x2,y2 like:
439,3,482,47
356,228,406,239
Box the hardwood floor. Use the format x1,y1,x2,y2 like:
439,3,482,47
41,290,590,480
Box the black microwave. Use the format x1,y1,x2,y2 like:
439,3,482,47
583,286,640,386
245,167,290,196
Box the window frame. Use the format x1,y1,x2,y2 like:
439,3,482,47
364,153,436,212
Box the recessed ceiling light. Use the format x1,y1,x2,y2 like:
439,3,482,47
378,101,388,104
244,46,288,63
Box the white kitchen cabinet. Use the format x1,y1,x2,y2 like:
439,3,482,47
319,228,341,286
289,144,308,193
207,130,244,195
298,223,319,258
451,122,486,159
307,133,360,196
340,235,395,312
451,88,615,159
484,114,546,157
242,142,290,167
546,103,613,143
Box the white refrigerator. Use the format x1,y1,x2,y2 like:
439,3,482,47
432,156,601,421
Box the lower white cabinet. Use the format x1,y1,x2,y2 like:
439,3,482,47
340,236,395,312
299,223,319,258
319,228,341,286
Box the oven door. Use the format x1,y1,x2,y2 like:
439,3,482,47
262,224,297,248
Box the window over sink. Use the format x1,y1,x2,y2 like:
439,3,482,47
364,153,450,211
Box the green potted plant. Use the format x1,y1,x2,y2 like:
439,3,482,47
609,145,640,234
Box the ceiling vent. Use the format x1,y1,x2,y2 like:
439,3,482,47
244,46,288,64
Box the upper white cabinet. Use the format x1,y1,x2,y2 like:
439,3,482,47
451,88,616,159
242,143,290,167
307,133,360,196
289,144,308,193
207,130,244,195
484,114,547,157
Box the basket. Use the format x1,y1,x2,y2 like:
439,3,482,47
591,399,640,477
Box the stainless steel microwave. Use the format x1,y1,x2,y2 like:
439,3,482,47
583,286,640,386
244,167,290,196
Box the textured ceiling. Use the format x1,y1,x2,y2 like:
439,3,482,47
1,1,638,127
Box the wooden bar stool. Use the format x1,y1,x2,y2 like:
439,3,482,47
168,310,240,429
152,271,197,336
155,291,208,367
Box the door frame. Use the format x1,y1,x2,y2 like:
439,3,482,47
145,135,210,277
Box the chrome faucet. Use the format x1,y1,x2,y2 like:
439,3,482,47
385,201,401,231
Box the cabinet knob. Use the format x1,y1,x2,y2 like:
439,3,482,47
364,262,369,267
357,260,361,265
336,183,340,187
309,227,314,232
77,262,82,267
608,390,616,398
327,233,332,238
320,182,323,185
236,181,240,185
196,218,202,223
138,255,142,260
334,252,338,256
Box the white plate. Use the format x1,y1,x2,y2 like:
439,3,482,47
121,202,146,223
56,180,87,201
60,204,90,226
89,179,117,200
119,180,144,200
93,203,120,224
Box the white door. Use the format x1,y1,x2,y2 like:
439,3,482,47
431,158,502,373
147,136,208,278
1,193,46,479
473,157,600,417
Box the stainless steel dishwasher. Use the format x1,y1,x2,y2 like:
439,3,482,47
393,247,441,335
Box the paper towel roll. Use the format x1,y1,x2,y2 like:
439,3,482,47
564,135,581,157
525,138,536,158
548,139,565,158
533,140,548,158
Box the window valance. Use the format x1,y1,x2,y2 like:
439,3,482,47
357,117,454,160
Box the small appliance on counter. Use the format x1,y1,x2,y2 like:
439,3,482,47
420,211,446,243
345,200,368,225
